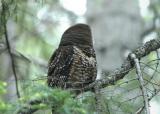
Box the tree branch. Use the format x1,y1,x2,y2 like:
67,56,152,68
17,38,160,114
130,53,150,114
83,38,160,91
2,0,20,98
136,88,160,114
17,99,42,114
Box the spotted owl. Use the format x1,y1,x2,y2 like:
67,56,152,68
47,24,97,90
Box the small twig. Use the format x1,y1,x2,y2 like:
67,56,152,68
140,51,160,86
106,102,110,114
136,88,160,114
130,53,150,114
135,107,143,114
17,99,42,114
94,85,102,114
2,0,20,98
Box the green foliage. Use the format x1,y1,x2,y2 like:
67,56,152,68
0,81,7,94
1,0,160,114
0,81,92,114
0,81,12,114
81,93,96,114
16,83,87,114
0,0,82,113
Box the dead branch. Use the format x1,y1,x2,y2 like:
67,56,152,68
130,53,150,114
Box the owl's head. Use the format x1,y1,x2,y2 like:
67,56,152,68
59,24,93,47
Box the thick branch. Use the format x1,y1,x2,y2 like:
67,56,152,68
17,38,160,114
83,38,160,91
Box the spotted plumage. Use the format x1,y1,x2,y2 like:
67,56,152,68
47,24,97,90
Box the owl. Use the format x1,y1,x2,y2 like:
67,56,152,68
47,24,97,91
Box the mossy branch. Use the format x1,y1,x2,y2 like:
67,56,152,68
17,38,160,114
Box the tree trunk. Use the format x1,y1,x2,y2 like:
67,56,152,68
86,0,144,74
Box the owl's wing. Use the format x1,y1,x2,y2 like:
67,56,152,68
68,46,97,86
47,46,74,87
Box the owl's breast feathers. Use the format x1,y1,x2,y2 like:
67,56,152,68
47,45,97,89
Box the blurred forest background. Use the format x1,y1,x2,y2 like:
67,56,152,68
1,0,160,114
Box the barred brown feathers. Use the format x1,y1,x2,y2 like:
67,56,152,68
47,24,97,90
